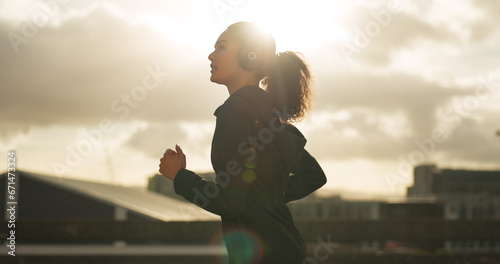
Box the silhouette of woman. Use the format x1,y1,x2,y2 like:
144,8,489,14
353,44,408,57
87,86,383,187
159,21,327,264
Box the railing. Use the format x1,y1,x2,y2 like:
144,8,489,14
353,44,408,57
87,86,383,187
1,219,499,263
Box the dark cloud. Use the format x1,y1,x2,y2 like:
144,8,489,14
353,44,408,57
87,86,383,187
315,73,475,136
438,109,500,164
303,109,412,161
0,6,223,138
339,8,459,65
301,70,500,167
304,105,500,166
0,1,498,174
470,0,500,42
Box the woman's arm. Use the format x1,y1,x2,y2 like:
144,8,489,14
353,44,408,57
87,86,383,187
284,149,327,203
173,103,254,218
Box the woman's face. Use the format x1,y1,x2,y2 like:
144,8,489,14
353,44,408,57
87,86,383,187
208,30,244,86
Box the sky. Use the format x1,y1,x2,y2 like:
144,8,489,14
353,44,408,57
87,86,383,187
1,0,499,198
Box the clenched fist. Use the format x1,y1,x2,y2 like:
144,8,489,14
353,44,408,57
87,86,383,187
159,144,186,181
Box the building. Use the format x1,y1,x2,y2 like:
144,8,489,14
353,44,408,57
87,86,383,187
408,164,500,197
406,164,500,253
407,164,500,220
149,173,382,220
0,170,218,221
0,170,221,258
287,195,381,220
379,201,443,219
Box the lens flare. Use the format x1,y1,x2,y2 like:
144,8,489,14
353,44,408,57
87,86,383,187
210,228,264,264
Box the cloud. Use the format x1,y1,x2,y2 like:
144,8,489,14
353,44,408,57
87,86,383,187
0,4,223,138
299,109,412,161
437,108,500,165
1,0,498,191
301,104,500,167
315,73,475,135
126,122,188,157
297,70,500,168
126,121,215,172
469,0,500,42
339,6,460,65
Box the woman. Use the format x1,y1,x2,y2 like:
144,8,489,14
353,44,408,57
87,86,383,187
159,22,327,264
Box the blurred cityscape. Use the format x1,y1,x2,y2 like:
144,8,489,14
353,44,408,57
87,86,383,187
149,164,500,221
148,164,500,253
1,164,499,263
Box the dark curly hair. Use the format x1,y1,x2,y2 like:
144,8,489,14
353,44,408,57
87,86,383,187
226,22,313,123
262,51,312,123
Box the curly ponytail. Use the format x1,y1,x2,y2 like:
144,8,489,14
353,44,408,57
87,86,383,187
262,51,312,123
225,22,313,123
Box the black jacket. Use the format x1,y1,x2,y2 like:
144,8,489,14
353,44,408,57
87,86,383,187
174,85,327,263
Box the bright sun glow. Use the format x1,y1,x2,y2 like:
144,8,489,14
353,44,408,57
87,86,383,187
248,1,350,51
138,1,350,53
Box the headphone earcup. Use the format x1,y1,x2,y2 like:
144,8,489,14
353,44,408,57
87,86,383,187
238,48,258,71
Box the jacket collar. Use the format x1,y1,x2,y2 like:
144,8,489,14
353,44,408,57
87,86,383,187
213,85,268,116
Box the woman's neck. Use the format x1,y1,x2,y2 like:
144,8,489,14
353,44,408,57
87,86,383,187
226,75,260,95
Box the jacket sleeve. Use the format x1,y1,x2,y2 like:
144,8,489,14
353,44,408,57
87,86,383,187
173,103,253,218
284,149,327,203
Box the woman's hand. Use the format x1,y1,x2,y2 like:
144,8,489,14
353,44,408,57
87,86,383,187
159,144,186,181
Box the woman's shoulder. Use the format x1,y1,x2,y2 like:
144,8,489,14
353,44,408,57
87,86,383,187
284,123,306,140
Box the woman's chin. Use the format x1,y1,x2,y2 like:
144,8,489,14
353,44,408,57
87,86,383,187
210,75,223,84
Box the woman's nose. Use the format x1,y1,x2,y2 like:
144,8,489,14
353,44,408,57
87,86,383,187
208,50,215,62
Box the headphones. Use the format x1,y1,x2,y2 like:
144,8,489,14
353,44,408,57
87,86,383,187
238,46,259,71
